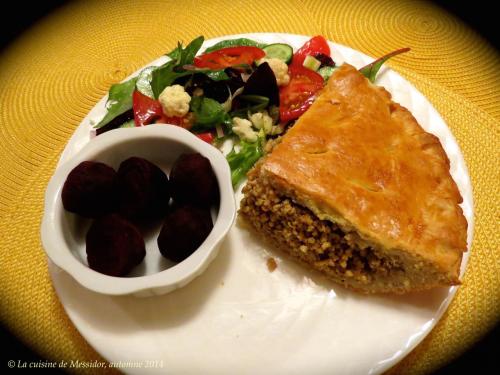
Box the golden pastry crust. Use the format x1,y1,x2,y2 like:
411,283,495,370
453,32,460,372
260,64,467,284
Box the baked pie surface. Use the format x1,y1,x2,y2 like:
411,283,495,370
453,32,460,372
242,64,467,293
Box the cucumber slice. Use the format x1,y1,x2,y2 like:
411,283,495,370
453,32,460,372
318,66,336,81
262,43,293,64
303,55,321,71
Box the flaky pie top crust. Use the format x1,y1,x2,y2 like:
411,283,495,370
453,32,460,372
261,64,467,280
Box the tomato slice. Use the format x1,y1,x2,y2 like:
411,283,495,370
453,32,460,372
195,132,215,144
132,90,165,126
156,114,183,126
194,46,266,70
133,91,185,127
279,65,324,123
291,35,330,68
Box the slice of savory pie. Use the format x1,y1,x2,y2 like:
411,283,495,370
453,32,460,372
240,63,468,294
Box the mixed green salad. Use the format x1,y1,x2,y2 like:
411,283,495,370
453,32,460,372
93,35,409,187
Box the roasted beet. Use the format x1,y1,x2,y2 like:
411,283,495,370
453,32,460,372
62,161,116,218
314,53,335,68
114,157,170,221
157,205,213,262
170,153,219,206
241,62,279,106
95,109,134,136
86,214,145,276
181,70,245,103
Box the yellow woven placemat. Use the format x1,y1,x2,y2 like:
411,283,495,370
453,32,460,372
0,0,498,373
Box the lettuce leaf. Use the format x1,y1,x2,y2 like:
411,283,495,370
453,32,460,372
226,133,264,186
204,38,267,53
94,77,137,129
151,36,205,98
190,96,230,129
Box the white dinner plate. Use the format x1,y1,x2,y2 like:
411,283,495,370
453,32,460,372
48,33,474,375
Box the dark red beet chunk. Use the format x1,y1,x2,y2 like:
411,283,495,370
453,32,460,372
86,214,145,277
314,53,335,67
62,161,116,218
114,157,170,221
169,153,219,207
157,205,213,263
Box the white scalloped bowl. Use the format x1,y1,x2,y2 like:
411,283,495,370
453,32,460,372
41,125,236,297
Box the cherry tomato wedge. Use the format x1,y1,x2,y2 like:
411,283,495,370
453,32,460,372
157,115,183,126
133,90,184,127
195,132,215,144
132,90,164,126
279,65,324,123
194,46,266,70
291,35,330,68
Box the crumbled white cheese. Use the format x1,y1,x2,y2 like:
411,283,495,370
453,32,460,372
159,84,191,117
249,111,272,133
232,117,258,142
249,110,282,135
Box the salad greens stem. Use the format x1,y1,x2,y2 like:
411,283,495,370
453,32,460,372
359,48,410,83
93,35,413,190
226,133,265,187
151,64,192,99
230,95,270,117
181,65,230,81
151,36,205,98
190,96,227,129
166,36,204,66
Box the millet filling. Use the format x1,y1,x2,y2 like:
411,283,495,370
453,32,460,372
240,170,405,285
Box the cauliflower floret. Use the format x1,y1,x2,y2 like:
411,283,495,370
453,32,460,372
159,84,191,117
232,117,258,142
249,111,273,133
250,110,283,136
260,58,290,86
